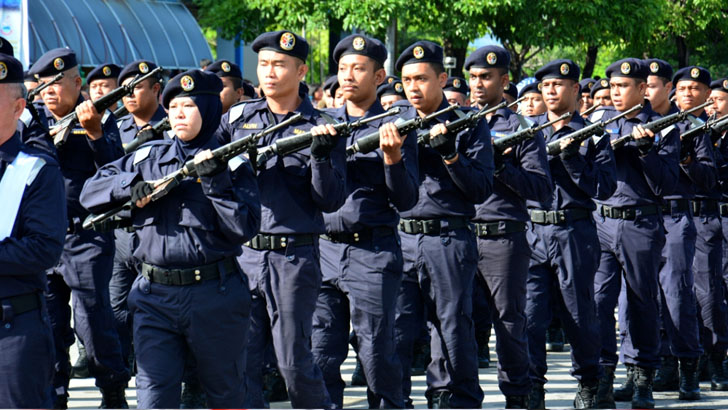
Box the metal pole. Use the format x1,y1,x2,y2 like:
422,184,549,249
385,17,396,75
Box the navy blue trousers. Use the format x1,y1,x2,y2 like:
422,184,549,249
695,213,728,354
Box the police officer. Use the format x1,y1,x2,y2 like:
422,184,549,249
29,48,129,408
590,79,612,109
519,81,545,116
309,33,419,409
644,59,673,116
591,58,680,409
205,59,246,114
525,59,617,409
323,75,339,109
466,45,552,408
579,78,596,113
377,76,406,110
443,76,469,106
504,81,518,105
0,53,67,409
392,40,494,408
81,69,261,408
87,63,121,102
215,30,346,408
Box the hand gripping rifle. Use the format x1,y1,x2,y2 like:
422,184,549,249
82,113,302,230
678,113,728,159
346,104,459,156
50,67,163,147
417,101,508,146
123,117,171,154
256,107,401,168
493,112,571,152
611,100,713,150
547,104,642,155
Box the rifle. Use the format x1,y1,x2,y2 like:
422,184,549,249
679,113,728,158
417,101,507,146
50,66,163,147
123,117,170,154
113,105,129,118
580,103,601,117
547,104,642,155
27,72,64,103
611,100,712,150
256,107,401,167
346,104,459,156
508,96,526,109
82,113,302,230
493,113,571,152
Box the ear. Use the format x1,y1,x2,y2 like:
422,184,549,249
74,74,83,90
298,64,309,82
374,68,386,87
438,71,448,88
501,72,510,89
236,87,245,100
13,97,26,121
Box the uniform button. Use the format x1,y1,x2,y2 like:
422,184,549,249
195,269,201,281
4,323,10,329
121,180,126,185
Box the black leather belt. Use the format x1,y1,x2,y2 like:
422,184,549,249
245,233,316,250
661,199,691,215
474,221,527,237
691,199,719,215
398,217,470,235
721,203,728,217
0,293,41,320
529,208,592,225
321,227,395,244
141,257,236,286
599,204,659,220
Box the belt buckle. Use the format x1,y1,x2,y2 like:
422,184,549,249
624,208,635,219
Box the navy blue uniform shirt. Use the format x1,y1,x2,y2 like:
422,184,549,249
116,105,167,145
665,107,717,200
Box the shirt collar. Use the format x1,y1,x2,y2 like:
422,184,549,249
0,132,22,164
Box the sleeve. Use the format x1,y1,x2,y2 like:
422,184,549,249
0,163,67,276
88,115,124,168
681,132,717,192
443,119,494,204
80,154,140,214
639,125,680,197
496,130,552,202
310,121,348,213
560,133,617,200
215,111,233,145
384,126,419,212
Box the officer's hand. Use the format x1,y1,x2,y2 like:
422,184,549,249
131,180,154,208
559,137,579,158
76,100,103,140
310,127,338,161
135,127,161,145
310,124,338,137
194,149,227,177
429,123,458,163
632,124,655,154
379,122,404,165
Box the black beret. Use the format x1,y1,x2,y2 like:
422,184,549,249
323,75,338,92
535,59,580,82
242,81,256,98
590,78,611,98
0,54,25,83
23,70,35,82
464,45,510,71
644,58,673,81
710,78,728,93
377,79,405,100
444,76,468,94
518,81,541,99
606,58,648,80
333,34,387,66
252,30,309,62
29,48,77,77
673,66,711,87
504,82,518,100
162,69,223,109
0,36,13,56
87,63,121,84
119,60,160,85
395,41,443,72
205,59,242,79
579,78,596,93
383,75,400,85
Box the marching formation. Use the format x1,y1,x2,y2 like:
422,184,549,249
2,27,728,410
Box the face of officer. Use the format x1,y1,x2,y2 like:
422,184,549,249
645,76,672,109
521,92,546,116
609,77,646,112
401,62,447,116
219,76,244,114
169,96,202,141
580,91,594,112
89,78,117,102
40,68,82,117
122,77,160,118
0,83,26,144
257,50,307,100
675,79,710,112
337,54,385,107
541,78,579,116
444,90,468,107
593,89,612,108
468,67,509,108
380,94,403,111
710,90,728,118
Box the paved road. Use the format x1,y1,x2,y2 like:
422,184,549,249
67,335,728,409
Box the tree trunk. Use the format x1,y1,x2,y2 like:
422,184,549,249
582,45,598,79
327,15,343,76
385,18,397,75
675,35,689,68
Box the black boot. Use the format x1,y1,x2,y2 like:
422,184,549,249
708,350,728,391
545,327,565,352
504,395,528,409
574,380,599,409
613,364,634,401
411,341,430,376
427,390,452,409
632,366,655,409
99,385,129,409
54,393,69,410
351,356,367,386
678,357,700,400
528,382,545,409
653,355,678,391
263,367,288,402
71,344,90,379
180,379,206,409
476,331,491,369
595,365,615,409
699,352,710,382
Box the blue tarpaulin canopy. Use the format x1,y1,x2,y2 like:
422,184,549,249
28,0,211,69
